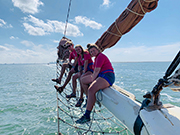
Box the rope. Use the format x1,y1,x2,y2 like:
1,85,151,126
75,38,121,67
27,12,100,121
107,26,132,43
167,68,180,88
55,60,131,135
144,0,157,2
126,0,146,17
64,0,72,37
138,0,146,14
106,0,155,39
106,20,122,38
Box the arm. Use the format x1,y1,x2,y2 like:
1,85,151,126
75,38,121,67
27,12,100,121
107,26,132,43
72,57,78,67
92,67,101,81
78,65,82,72
69,56,78,67
83,60,88,74
68,58,72,65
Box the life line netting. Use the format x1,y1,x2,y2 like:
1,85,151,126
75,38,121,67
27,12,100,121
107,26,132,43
55,60,132,135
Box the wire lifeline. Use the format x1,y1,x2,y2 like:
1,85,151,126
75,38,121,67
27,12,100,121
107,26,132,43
64,0,72,37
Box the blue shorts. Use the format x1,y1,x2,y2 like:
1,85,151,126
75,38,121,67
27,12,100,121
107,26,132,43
82,63,94,73
87,63,93,73
69,63,78,73
98,72,115,86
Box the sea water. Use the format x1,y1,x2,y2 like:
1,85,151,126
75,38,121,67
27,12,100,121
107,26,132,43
0,62,180,135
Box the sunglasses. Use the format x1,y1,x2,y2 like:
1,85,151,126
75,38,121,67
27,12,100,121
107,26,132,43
60,43,72,49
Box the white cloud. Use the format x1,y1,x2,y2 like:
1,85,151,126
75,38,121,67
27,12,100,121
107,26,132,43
0,43,56,63
21,40,35,47
0,45,10,51
22,15,103,36
104,43,180,62
23,22,47,36
22,15,83,36
0,42,179,64
53,40,59,43
24,15,54,32
10,36,19,39
10,36,14,39
0,19,13,28
0,19,6,27
48,20,83,37
12,0,44,14
75,16,102,30
101,0,111,7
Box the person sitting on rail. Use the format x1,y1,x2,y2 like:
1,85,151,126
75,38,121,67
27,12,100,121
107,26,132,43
75,43,115,124
55,45,93,107
73,45,94,107
57,36,71,60
53,41,78,93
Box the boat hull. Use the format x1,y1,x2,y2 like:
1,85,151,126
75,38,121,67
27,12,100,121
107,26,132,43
97,85,180,135
97,85,141,134
140,104,180,135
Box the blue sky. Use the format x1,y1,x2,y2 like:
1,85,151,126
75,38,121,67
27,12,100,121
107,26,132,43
0,0,180,63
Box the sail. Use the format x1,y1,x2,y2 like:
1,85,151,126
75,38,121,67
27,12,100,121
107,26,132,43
95,0,158,51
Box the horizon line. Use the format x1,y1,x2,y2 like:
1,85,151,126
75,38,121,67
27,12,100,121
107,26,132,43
0,61,172,65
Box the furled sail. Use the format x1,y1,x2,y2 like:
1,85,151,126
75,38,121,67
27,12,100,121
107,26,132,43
95,0,158,51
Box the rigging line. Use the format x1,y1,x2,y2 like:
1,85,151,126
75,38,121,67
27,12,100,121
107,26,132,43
56,61,130,134
165,50,180,78
58,116,120,134
56,62,60,134
58,90,126,133
96,111,126,130
64,0,72,37
58,96,129,134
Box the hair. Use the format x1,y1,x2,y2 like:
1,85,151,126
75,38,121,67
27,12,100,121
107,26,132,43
59,37,73,49
62,36,71,41
75,45,85,59
87,43,102,53
65,40,74,47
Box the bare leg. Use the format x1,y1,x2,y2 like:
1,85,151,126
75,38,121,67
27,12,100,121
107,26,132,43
72,72,81,94
61,68,75,89
79,82,84,99
66,72,81,98
58,63,69,84
82,84,88,96
80,73,93,96
75,77,110,124
75,83,85,107
86,77,110,111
